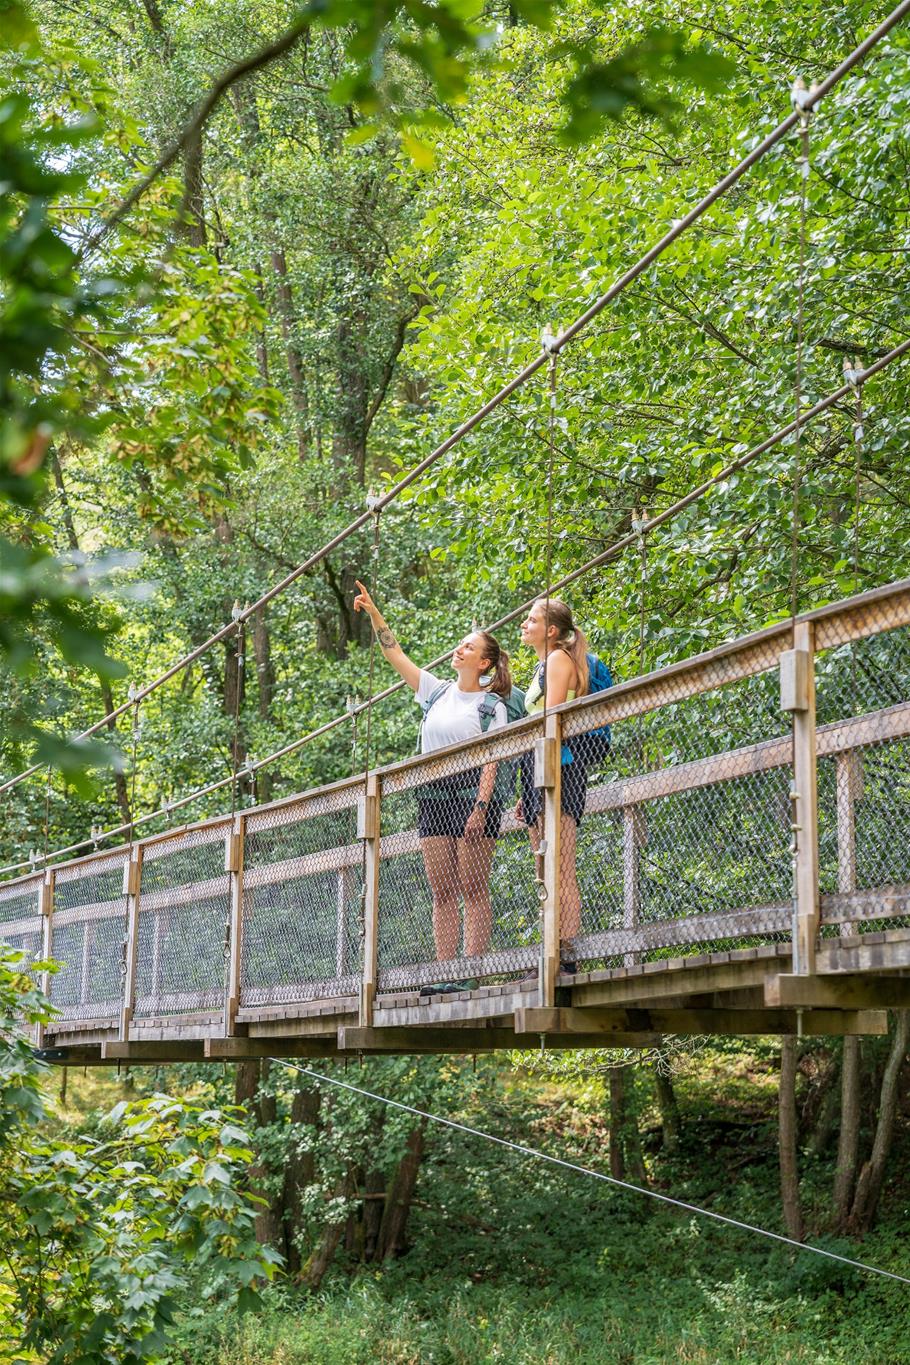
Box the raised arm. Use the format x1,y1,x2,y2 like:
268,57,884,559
353,580,422,692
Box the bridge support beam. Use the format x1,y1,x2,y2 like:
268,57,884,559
765,972,910,1011
119,849,142,1043
516,1005,887,1037
338,1025,659,1053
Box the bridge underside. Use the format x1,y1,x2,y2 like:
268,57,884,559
39,929,910,1066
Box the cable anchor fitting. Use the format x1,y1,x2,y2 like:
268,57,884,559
541,324,561,356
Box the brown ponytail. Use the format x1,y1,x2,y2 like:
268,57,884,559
476,631,513,699
534,597,589,695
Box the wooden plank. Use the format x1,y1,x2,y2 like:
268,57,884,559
572,904,791,960
575,954,789,1007
818,927,910,975
247,1013,355,1040
377,945,538,992
101,1040,206,1062
765,972,910,1010
370,985,537,1030
359,774,380,1026
35,872,53,1050
224,815,244,1037
516,1004,887,1037
791,621,819,974
205,1036,341,1059
237,994,358,1023
338,1025,660,1053
51,899,127,928
119,850,142,1043
540,716,561,1008
813,579,910,650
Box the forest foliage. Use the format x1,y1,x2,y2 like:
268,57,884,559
1,0,908,859
1,1,910,1361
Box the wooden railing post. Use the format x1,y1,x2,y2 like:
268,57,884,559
223,815,245,1037
120,848,142,1042
358,775,380,1026
535,713,562,1007
780,621,820,974
36,870,54,1049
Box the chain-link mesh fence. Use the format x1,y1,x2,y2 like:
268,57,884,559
377,721,542,993
49,853,128,1023
133,821,230,1018
240,782,364,1007
0,874,43,965
560,634,794,972
816,614,910,939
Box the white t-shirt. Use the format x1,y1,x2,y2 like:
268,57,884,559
417,670,507,754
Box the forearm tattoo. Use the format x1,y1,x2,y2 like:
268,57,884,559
376,625,398,650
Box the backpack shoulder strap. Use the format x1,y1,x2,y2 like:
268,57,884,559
478,692,501,732
419,681,452,718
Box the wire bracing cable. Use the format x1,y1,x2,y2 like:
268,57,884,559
274,1058,910,1289
3,0,908,801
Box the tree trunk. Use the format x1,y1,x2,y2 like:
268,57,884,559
378,1123,425,1261
252,605,275,802
362,1167,386,1262
609,1069,626,1181
300,1169,355,1290
834,1036,862,1228
50,449,133,825
779,1035,803,1241
654,1066,681,1155
253,1060,282,1246
848,1011,909,1233
271,247,309,458
282,1083,320,1274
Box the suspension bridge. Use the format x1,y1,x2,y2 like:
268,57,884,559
2,5,910,1065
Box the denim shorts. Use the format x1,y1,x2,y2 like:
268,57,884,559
517,752,589,827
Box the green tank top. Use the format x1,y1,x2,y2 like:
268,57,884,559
524,661,576,715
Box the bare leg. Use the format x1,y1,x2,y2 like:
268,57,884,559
457,837,496,958
420,837,460,961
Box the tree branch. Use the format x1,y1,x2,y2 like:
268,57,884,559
87,18,309,252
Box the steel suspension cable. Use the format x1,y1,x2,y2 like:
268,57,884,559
4,335,909,880
3,0,908,802
274,1059,910,1289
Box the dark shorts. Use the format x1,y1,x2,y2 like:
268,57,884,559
518,752,589,827
417,773,504,840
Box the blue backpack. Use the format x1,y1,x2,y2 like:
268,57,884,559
536,652,613,766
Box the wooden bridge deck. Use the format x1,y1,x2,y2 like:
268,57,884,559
3,580,910,1064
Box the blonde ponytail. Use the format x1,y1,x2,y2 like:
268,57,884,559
535,597,589,696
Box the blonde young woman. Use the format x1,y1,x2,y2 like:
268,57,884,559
353,581,512,980
517,596,590,972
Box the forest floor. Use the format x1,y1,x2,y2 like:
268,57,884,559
50,1047,910,1365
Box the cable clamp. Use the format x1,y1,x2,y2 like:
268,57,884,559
346,695,357,715
231,600,242,622
541,324,560,355
365,492,382,514
843,356,865,394
127,682,138,704
790,77,815,121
